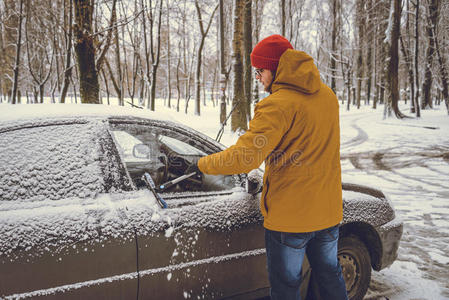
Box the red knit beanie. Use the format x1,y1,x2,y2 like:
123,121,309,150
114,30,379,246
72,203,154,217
251,34,293,71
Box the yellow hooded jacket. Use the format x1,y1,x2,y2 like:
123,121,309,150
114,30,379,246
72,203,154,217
198,49,342,233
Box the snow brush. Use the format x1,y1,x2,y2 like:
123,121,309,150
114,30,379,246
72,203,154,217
142,173,168,209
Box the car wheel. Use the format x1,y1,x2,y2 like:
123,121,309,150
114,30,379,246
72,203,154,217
338,235,371,300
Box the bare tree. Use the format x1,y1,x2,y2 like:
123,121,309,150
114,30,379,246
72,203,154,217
385,0,406,118
166,0,172,108
400,0,415,113
219,0,227,123
142,0,163,111
280,0,285,36
104,0,124,106
194,0,218,115
231,0,247,132
365,0,374,104
421,0,440,109
355,0,365,109
413,0,421,117
73,0,116,104
11,0,24,104
243,0,252,120
329,0,339,93
252,0,266,104
24,1,55,104
60,0,73,103
433,10,449,114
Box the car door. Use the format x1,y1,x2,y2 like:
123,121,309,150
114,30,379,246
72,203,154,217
0,120,139,299
108,119,271,299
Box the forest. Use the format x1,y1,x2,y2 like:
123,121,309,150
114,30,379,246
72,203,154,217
0,0,448,131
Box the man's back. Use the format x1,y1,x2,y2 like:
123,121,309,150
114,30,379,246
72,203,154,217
260,49,342,232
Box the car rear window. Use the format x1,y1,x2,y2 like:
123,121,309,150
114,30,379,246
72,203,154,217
0,123,106,202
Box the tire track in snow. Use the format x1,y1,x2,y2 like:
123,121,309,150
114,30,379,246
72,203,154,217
340,116,369,151
417,161,449,177
344,156,417,191
344,150,449,192
371,152,448,190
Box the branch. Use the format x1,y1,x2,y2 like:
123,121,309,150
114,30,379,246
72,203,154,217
195,0,204,35
96,0,117,72
204,3,219,37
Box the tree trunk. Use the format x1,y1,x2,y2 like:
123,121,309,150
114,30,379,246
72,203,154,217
185,50,195,114
243,0,252,120
355,0,364,109
330,0,338,93
176,43,181,112
60,0,73,104
166,0,172,108
101,68,110,105
385,0,405,118
280,0,285,36
0,0,19,101
194,35,204,115
413,0,421,117
433,20,449,114
219,0,227,123
347,69,352,111
113,5,123,106
11,0,24,105
149,0,162,111
194,1,218,116
74,0,100,104
400,35,415,114
231,0,247,132
365,0,373,104
421,0,440,109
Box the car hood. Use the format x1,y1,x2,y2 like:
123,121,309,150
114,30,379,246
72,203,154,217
342,182,396,227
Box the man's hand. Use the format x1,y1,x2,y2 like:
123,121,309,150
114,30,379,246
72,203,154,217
185,158,203,180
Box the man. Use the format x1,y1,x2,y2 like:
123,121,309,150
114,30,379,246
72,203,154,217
188,34,348,300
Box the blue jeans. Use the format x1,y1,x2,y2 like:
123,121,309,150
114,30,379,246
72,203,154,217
265,225,348,300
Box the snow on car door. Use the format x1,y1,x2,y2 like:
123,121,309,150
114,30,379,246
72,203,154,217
108,120,269,299
0,121,139,299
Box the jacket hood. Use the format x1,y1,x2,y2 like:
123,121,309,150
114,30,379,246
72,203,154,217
271,49,321,94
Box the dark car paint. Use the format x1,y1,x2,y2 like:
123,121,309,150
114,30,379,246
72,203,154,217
0,115,402,299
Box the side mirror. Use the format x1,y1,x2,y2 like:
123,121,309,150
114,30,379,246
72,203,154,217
246,169,263,195
133,144,151,159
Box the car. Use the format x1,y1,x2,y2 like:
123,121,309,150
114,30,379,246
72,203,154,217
0,104,403,300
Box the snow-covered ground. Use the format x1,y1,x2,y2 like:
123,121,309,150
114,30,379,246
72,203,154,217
2,96,448,299
338,105,449,300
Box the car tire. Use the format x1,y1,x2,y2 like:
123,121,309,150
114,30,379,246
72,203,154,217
338,235,372,300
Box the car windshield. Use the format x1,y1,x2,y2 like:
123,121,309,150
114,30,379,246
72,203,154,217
159,135,206,156
109,122,238,194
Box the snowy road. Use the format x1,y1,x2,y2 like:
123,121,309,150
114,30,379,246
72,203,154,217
339,106,449,300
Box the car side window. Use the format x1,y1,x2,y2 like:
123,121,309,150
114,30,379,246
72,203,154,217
109,123,238,193
0,123,110,202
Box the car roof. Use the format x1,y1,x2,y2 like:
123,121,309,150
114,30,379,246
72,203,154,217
0,103,178,128
0,103,225,152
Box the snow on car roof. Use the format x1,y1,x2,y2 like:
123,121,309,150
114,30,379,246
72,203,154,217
0,103,178,126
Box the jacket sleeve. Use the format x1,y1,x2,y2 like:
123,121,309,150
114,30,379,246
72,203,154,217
198,98,288,175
